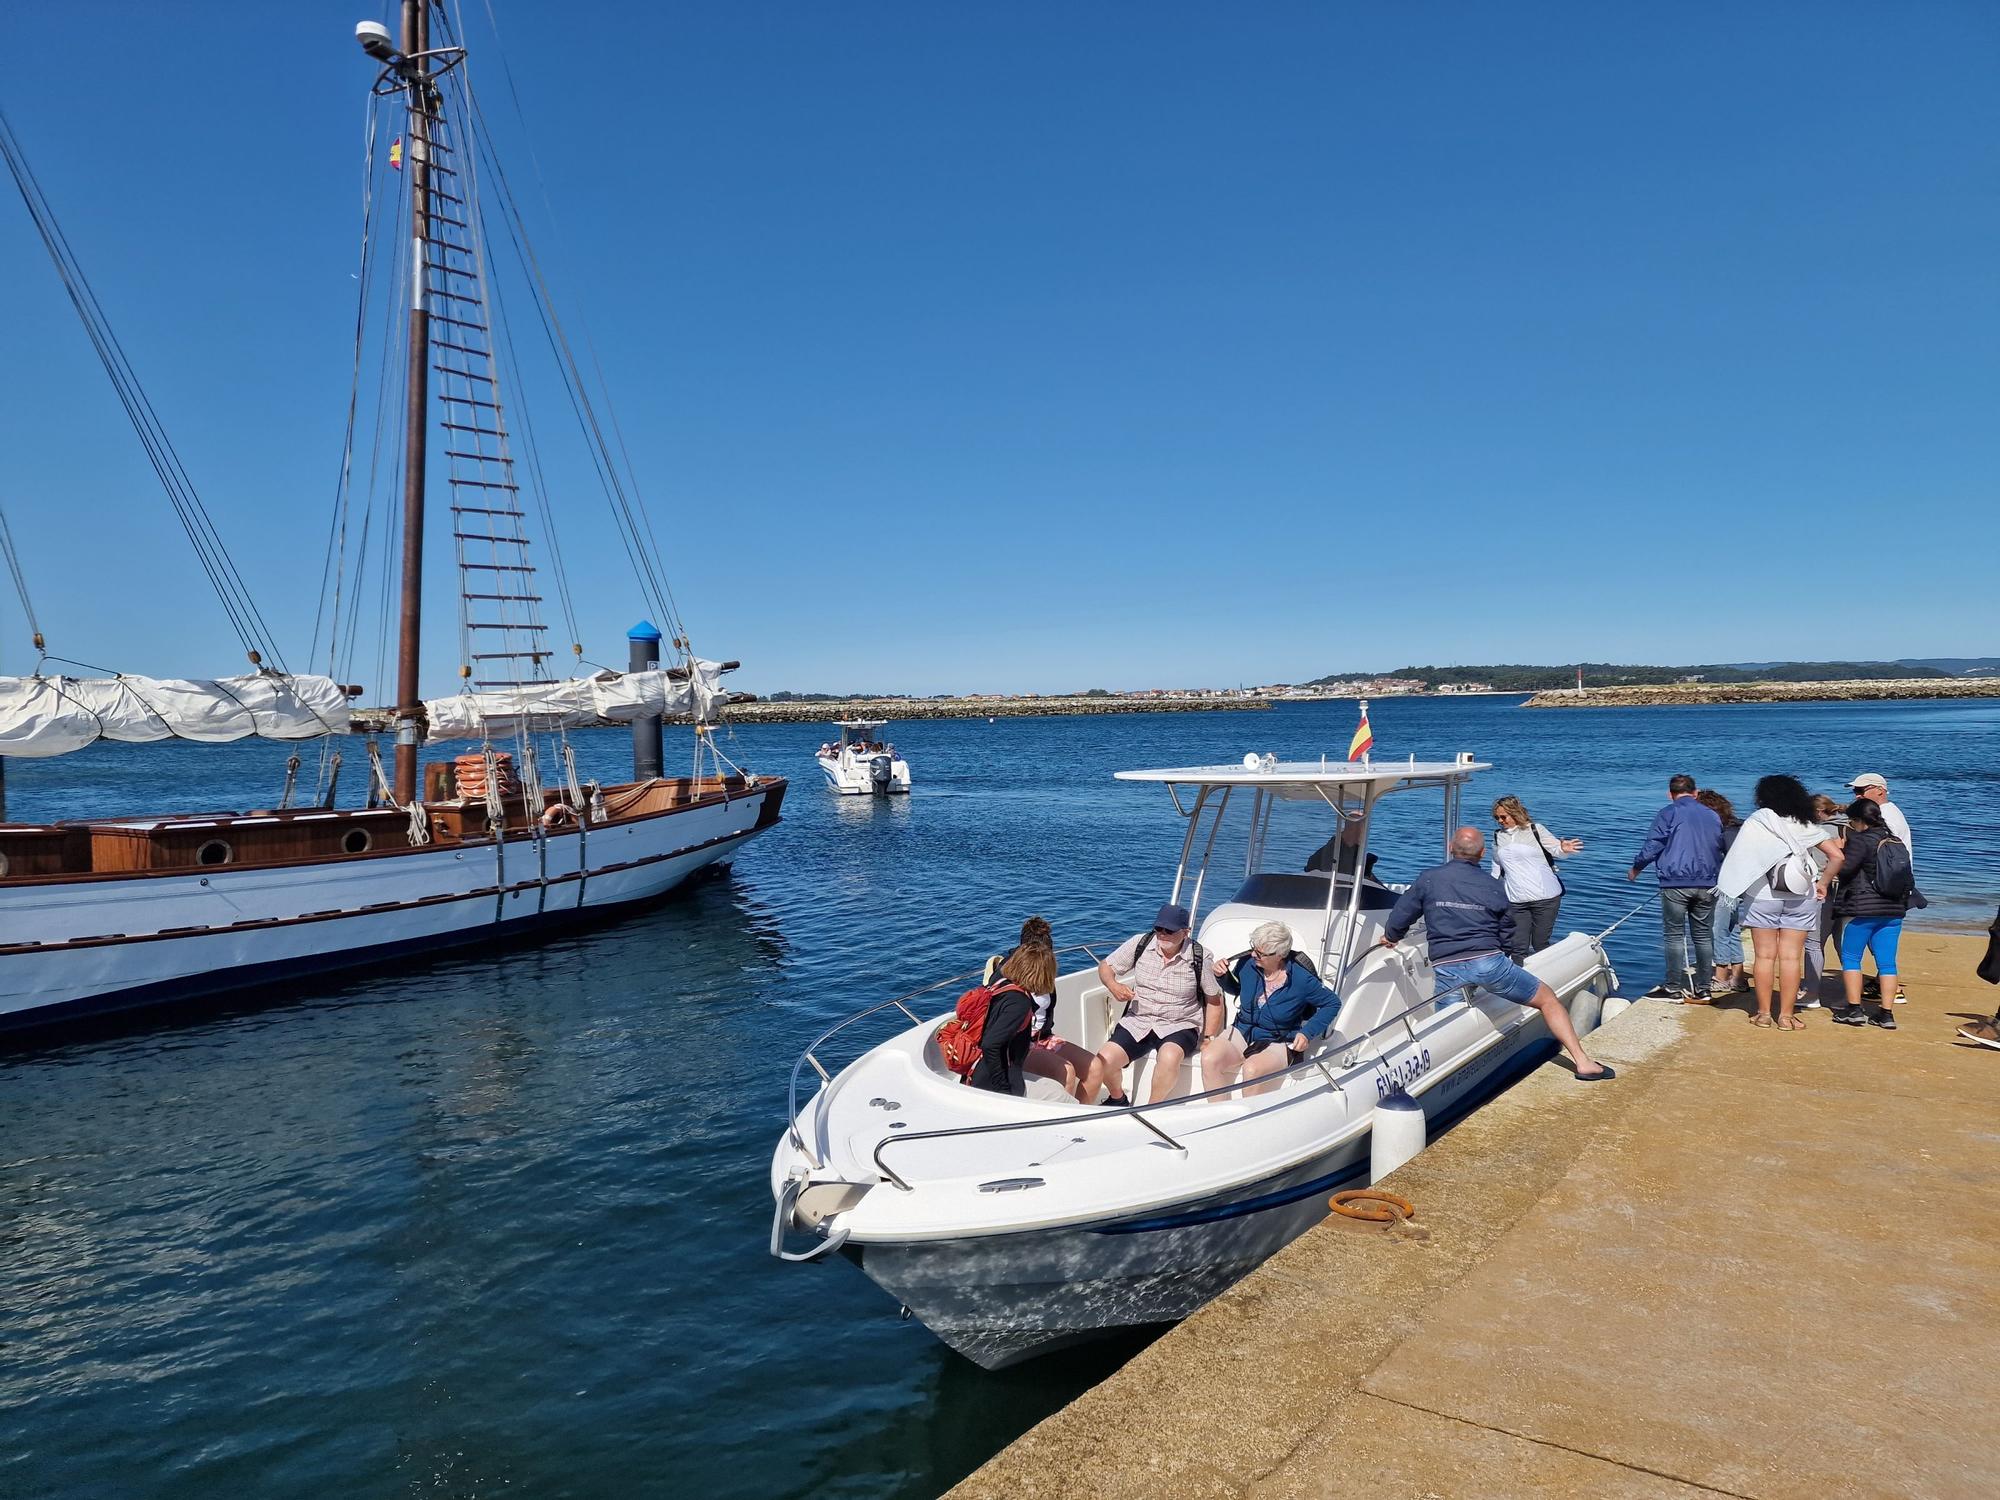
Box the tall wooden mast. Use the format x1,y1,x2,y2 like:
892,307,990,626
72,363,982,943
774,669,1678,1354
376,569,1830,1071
391,0,434,805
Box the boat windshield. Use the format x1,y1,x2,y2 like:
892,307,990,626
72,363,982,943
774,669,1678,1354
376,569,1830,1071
1230,871,1399,912
1151,771,1478,930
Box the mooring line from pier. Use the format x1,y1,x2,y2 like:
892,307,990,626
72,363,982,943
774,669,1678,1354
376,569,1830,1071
1595,894,1660,942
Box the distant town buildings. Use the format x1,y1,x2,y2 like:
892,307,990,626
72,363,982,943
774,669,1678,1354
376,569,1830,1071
1255,677,1430,699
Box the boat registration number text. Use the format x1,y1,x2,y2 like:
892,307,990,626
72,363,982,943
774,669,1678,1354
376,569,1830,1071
1377,1048,1432,1098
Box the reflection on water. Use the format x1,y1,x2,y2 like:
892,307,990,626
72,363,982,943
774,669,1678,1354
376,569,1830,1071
2,697,1995,1499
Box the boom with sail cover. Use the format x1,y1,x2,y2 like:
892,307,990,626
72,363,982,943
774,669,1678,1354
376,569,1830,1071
0,674,351,758
422,659,733,741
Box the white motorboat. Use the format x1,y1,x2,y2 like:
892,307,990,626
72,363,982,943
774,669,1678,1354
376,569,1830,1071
771,754,1618,1369
815,720,911,796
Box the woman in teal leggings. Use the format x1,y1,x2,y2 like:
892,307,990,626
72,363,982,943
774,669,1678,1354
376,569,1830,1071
1835,799,1911,1030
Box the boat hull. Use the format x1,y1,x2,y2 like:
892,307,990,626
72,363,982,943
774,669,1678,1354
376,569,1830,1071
839,1021,1557,1369
0,780,783,1034
815,754,911,795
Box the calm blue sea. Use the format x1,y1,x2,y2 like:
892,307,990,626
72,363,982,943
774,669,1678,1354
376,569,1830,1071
2,697,1994,1499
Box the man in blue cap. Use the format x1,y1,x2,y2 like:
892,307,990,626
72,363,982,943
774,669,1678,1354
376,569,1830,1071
1084,902,1224,1106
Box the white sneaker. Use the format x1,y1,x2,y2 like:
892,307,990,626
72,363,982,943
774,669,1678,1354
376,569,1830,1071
1891,990,1907,1005
1797,995,1823,1010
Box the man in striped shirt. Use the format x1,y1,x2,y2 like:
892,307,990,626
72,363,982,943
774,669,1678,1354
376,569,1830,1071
1083,903,1223,1106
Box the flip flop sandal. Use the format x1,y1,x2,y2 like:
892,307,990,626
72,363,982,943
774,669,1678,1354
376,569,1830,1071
1573,1065,1617,1082
1778,1016,1807,1031
1750,1015,1776,1029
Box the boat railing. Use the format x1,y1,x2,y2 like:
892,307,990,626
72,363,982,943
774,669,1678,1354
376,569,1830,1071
783,937,1129,1168
865,937,1614,1191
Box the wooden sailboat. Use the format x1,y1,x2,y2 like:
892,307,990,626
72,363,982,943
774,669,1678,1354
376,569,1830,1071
0,2,785,1031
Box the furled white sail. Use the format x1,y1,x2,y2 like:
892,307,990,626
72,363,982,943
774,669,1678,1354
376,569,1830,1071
422,659,730,741
0,673,352,758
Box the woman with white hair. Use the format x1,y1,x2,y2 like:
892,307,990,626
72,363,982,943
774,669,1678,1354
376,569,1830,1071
1199,921,1341,1098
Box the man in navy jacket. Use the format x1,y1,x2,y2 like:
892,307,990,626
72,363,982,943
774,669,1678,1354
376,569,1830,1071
1381,829,1612,1082
1627,774,1725,1000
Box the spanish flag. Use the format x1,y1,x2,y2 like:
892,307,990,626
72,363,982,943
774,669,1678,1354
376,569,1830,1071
390,137,404,171
1347,700,1373,762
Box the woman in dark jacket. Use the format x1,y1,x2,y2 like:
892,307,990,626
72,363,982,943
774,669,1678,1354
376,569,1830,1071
968,941,1058,1094
1198,921,1340,1098
1834,799,1910,1030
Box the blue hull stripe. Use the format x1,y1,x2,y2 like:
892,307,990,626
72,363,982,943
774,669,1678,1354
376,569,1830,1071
1094,1159,1370,1234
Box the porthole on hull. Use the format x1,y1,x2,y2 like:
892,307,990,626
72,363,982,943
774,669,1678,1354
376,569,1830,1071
196,839,233,867
342,827,372,855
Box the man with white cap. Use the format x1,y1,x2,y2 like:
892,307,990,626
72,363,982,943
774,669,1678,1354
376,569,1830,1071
1847,773,1912,858
1848,773,1913,1002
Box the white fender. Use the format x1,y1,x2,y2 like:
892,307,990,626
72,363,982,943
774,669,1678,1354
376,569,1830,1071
1370,1087,1426,1183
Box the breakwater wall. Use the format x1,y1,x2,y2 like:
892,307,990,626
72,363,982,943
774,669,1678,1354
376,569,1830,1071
1524,677,2000,708
725,696,1270,724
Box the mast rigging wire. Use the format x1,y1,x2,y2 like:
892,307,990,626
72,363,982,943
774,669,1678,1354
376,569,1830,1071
0,503,46,661
446,0,695,654
0,105,288,674
311,91,389,680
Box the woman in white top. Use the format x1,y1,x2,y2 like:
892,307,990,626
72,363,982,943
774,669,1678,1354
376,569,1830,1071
1716,775,1845,1031
1489,795,1583,958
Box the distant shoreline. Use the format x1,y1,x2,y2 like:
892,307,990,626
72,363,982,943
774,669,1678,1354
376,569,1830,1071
727,695,1271,723
1524,678,2000,709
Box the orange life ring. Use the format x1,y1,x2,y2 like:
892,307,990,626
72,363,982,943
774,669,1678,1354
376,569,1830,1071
454,751,520,801
1329,1189,1416,1223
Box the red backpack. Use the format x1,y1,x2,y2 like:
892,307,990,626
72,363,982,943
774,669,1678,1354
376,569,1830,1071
935,980,1028,1080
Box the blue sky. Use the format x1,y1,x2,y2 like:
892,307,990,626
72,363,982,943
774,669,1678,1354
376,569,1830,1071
0,2,1993,697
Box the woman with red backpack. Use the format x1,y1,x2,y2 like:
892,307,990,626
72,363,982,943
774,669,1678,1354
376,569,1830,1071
967,942,1059,1095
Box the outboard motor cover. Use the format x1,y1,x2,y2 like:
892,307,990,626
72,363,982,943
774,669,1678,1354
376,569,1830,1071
869,754,893,792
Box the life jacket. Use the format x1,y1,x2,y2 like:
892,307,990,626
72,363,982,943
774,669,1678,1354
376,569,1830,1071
935,980,1028,1080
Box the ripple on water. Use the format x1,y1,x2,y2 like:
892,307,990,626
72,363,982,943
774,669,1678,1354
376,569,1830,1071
2,698,1995,1497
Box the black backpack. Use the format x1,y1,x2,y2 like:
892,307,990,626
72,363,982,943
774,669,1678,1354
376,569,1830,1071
1871,834,1914,900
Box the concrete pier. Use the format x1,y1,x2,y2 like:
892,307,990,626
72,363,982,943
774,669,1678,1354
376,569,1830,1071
951,929,1999,1500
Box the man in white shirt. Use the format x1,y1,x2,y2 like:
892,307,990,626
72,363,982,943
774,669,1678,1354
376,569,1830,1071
1847,773,1912,860
1848,772,1913,1003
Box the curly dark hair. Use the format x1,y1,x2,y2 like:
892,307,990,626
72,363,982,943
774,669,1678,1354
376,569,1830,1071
1018,915,1052,948
1753,774,1817,824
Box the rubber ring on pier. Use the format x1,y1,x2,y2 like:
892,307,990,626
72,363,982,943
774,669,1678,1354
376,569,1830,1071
1330,1189,1415,1223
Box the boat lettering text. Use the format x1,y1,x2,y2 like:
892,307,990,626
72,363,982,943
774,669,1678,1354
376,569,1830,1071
1376,1048,1432,1098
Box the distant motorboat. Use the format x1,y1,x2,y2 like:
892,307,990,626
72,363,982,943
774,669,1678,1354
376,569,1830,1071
815,720,911,796
772,755,1616,1368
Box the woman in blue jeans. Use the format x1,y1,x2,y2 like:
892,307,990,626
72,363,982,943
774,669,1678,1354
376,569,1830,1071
1697,789,1743,993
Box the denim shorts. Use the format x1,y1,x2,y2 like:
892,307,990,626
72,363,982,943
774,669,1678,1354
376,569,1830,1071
1742,896,1818,932
1432,951,1543,1006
